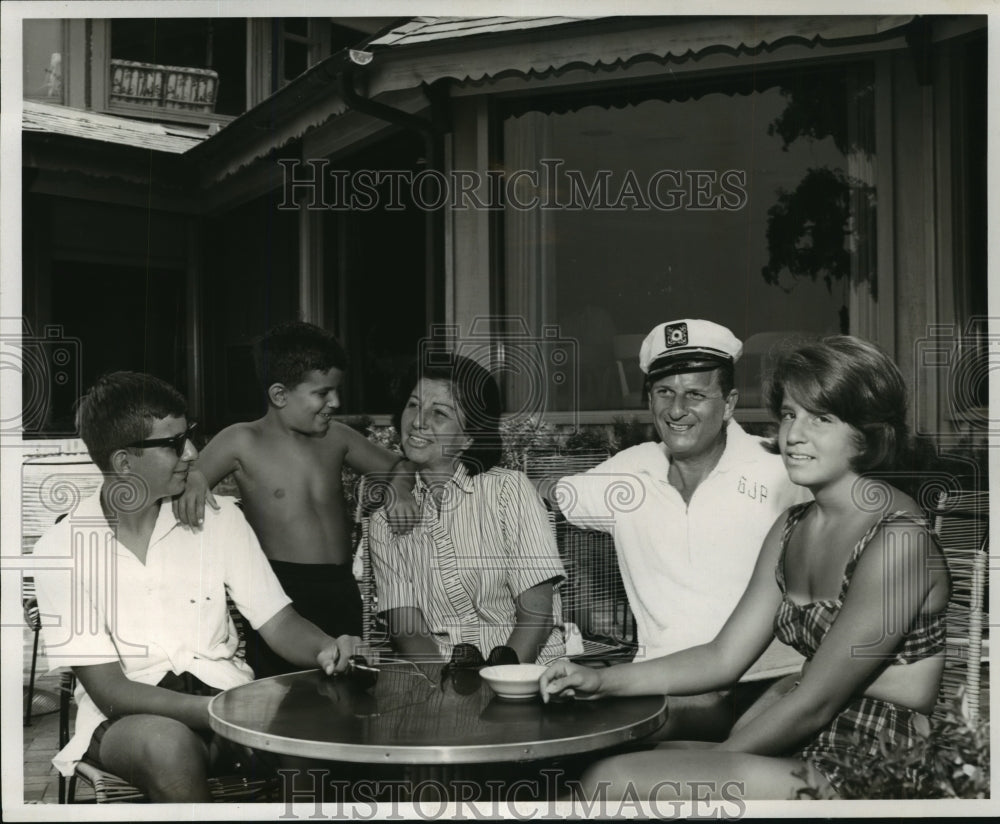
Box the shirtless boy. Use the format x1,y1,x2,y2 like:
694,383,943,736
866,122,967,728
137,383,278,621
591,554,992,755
176,321,414,676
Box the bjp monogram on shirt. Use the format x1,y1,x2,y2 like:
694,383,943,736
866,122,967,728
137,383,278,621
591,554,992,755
737,475,768,502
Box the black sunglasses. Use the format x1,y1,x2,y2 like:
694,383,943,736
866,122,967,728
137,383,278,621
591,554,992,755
124,423,198,457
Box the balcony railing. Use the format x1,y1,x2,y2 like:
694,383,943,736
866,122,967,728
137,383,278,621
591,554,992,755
109,58,218,114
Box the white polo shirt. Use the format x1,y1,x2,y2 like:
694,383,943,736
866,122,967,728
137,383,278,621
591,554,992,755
555,419,810,660
32,491,292,776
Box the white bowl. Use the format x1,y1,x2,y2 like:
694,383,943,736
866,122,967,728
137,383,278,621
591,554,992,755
479,664,547,700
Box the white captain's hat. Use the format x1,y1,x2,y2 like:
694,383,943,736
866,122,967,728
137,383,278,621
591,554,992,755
639,319,743,378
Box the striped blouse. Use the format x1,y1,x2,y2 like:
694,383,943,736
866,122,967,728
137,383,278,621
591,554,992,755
368,464,566,663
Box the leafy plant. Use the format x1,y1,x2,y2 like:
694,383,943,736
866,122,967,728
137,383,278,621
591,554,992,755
610,416,652,453
499,415,560,472
563,425,613,455
761,167,873,294
762,73,877,299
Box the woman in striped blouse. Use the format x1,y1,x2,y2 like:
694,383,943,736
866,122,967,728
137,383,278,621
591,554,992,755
367,353,566,666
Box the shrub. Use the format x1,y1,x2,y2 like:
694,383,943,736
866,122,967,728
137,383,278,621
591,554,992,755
499,415,559,472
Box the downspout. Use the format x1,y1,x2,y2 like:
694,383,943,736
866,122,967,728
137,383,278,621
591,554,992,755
336,49,448,333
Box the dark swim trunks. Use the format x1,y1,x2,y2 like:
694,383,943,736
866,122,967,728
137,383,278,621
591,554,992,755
85,671,220,765
243,559,363,678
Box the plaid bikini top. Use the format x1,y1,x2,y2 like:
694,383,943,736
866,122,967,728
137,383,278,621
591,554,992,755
773,502,946,664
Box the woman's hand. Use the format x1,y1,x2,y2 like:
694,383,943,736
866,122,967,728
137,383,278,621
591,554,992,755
539,659,604,703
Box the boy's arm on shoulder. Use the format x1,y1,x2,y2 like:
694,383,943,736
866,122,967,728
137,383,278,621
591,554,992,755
193,423,251,485
333,422,419,529
173,425,250,527
334,421,402,474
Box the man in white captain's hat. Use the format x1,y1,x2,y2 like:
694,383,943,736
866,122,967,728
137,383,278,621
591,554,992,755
544,319,810,738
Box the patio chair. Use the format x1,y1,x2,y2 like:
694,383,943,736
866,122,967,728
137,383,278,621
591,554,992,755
737,330,808,408
551,514,638,662
522,451,636,660
22,581,61,725
930,489,989,726
613,333,646,408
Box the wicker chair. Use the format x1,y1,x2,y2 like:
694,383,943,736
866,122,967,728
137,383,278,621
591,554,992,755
550,514,638,661
931,489,989,726
522,451,637,660
22,582,46,725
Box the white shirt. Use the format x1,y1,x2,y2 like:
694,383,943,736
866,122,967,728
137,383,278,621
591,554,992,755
369,465,566,663
32,491,292,776
555,419,810,660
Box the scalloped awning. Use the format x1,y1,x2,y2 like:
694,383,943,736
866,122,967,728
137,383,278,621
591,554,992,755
189,15,921,188
363,15,917,89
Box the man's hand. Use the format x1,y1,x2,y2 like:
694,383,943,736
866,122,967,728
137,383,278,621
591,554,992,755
317,634,360,676
172,468,219,528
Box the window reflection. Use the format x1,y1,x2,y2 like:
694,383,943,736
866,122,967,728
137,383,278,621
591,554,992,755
502,66,875,412
23,20,64,103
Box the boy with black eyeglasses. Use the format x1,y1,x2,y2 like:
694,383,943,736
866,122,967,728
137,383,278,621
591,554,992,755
32,371,358,802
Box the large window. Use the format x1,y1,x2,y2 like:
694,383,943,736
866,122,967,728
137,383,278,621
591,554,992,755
322,131,428,416
501,65,876,414
21,196,190,437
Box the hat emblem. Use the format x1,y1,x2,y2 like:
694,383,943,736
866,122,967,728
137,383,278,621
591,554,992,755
664,322,688,348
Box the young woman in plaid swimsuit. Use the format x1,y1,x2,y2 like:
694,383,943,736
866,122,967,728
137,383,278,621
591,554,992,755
541,336,950,800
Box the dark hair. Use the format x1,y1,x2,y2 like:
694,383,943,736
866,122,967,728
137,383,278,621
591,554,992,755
764,336,909,473
643,360,735,401
393,353,502,476
253,321,348,392
76,371,187,472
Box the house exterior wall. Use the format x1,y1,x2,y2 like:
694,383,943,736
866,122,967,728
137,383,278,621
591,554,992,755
17,15,987,456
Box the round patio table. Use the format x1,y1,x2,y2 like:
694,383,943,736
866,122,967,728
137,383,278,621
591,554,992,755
209,662,666,765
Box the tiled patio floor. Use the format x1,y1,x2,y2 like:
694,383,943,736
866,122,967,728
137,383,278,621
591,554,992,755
22,628,94,804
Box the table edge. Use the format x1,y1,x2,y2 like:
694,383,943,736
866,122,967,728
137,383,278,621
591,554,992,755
208,689,667,765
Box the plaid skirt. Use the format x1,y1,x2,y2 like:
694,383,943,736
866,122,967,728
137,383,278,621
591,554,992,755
798,695,931,797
